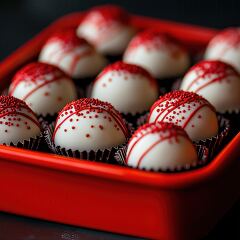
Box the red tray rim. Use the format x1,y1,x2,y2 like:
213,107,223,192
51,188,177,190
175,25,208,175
0,12,239,190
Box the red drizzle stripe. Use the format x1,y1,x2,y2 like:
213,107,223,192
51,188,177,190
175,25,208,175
136,133,187,168
126,122,190,165
21,77,63,101
126,131,152,164
194,75,235,93
149,90,215,125
184,60,239,92
46,43,94,75
9,62,69,96
182,104,208,129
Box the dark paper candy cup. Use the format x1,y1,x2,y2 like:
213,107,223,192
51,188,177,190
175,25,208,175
219,109,239,134
2,132,43,151
194,115,230,158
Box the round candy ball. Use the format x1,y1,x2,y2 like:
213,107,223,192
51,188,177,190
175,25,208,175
123,30,190,79
39,30,107,79
91,61,159,114
205,28,240,73
126,122,198,171
77,5,135,55
0,96,41,145
9,62,77,116
53,98,129,151
180,60,240,113
148,90,219,142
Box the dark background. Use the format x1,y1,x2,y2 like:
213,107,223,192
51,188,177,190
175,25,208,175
0,0,239,239
1,0,240,60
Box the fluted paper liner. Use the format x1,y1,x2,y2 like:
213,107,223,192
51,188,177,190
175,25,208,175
220,109,239,135
2,132,43,151
194,115,230,158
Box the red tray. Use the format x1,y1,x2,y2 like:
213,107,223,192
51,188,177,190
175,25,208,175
0,12,239,240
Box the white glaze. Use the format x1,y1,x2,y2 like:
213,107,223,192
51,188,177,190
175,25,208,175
126,123,198,170
53,99,128,151
77,22,135,55
123,35,190,78
39,36,107,79
9,63,77,116
91,65,158,114
205,28,240,72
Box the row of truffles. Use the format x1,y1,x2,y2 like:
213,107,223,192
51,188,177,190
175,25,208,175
0,93,214,171
37,5,190,81
7,59,240,122
51,96,200,171
6,19,240,121
0,95,199,171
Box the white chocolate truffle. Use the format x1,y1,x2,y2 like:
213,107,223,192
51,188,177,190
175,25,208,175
148,90,218,142
180,60,240,113
126,122,198,171
77,5,135,55
9,62,77,116
53,98,129,151
0,96,41,145
123,30,190,79
91,61,159,114
39,30,107,79
205,28,240,72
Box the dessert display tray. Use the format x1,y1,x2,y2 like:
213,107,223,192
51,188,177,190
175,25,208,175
0,12,239,240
